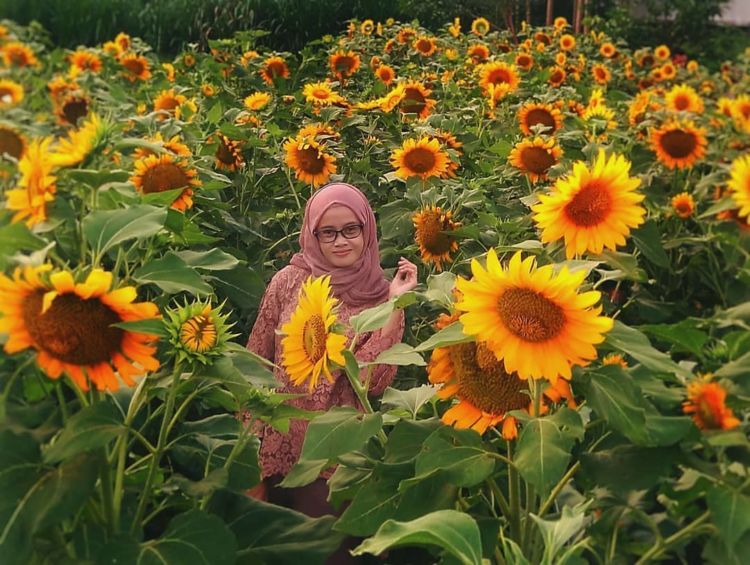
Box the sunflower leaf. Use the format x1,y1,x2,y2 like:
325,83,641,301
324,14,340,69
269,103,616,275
83,204,168,256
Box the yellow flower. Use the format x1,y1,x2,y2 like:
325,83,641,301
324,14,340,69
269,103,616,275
2,41,38,67
471,17,490,36
0,125,26,160
120,53,151,82
284,135,337,188
456,250,613,381
413,36,437,57
5,137,57,227
397,80,436,120
650,120,707,170
214,134,244,171
244,92,272,111
130,153,200,211
302,81,345,107
329,50,360,81
390,137,449,180
281,276,347,391
50,113,104,168
665,84,704,113
508,137,562,183
518,102,563,135
728,153,750,219
259,56,290,85
478,61,520,96
683,380,740,430
0,79,23,107
671,192,695,219
559,34,576,51
412,206,460,271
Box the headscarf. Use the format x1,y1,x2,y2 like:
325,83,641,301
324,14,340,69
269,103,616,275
289,182,390,306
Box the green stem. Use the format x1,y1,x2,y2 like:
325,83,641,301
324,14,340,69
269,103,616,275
486,477,512,518
343,359,387,444
634,511,712,565
521,484,537,553
91,390,115,534
55,384,70,423
537,461,581,518
129,362,182,535
507,441,522,543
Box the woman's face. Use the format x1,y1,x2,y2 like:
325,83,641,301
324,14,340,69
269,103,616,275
315,205,365,268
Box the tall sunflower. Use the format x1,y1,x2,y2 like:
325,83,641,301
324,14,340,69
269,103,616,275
455,250,613,381
532,150,646,258
478,61,520,97
284,135,337,188
413,205,460,271
244,91,271,111
55,93,89,126
671,192,695,219
390,137,449,180
548,66,567,87
665,84,704,114
375,64,396,85
302,81,345,107
281,276,347,391
50,113,104,168
508,137,562,183
329,50,361,82
166,300,234,365
0,265,160,392
153,88,193,120
413,37,437,57
727,153,750,219
470,17,490,36
518,102,563,135
515,52,534,71
69,50,102,74
130,153,200,211
649,120,707,170
259,56,290,85
2,42,38,67
120,53,151,82
133,132,191,160
683,379,740,430
0,125,26,160
467,44,490,64
0,79,23,107
214,133,244,171
4,137,57,227
398,80,436,120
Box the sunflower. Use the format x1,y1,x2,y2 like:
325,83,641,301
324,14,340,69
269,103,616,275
281,276,347,391
456,250,613,381
683,380,740,430
302,81,345,107
731,95,750,132
166,300,234,365
398,80,436,120
69,50,102,74
120,53,151,82
663,84,702,114
214,133,244,171
0,265,160,392
413,36,437,57
659,62,677,80
508,137,562,183
650,120,707,170
115,32,132,51
396,27,417,44
259,56,290,85
602,353,628,367
478,61,520,96
413,206,460,271
0,125,25,160
329,50,361,81
518,102,563,136
284,135,337,188
467,44,490,64
390,137,449,180
727,153,750,219
244,91,271,111
133,132,191,160
360,19,375,35
532,150,646,259
130,153,200,211
4,137,56,227
515,52,534,71
654,44,670,61
448,17,461,37
470,17,490,36
0,79,23,107
50,113,103,168
375,64,395,85
600,42,617,58
55,93,89,126
2,42,37,67
559,34,576,51
591,63,611,85
153,88,188,120
671,192,695,219
47,76,77,104
554,16,568,30
716,97,735,118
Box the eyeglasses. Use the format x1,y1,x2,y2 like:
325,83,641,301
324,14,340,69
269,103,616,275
313,223,364,243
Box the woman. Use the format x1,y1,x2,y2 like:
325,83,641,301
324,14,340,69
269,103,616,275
246,182,418,516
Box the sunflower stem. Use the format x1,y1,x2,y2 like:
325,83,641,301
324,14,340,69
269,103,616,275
507,441,522,543
129,361,182,535
486,477,512,519
91,389,116,535
538,461,581,518
343,358,387,444
634,510,712,565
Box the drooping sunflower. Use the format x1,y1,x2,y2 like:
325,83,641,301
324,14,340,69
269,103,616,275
470,17,490,36
0,79,23,107
591,63,611,85
284,135,337,188
515,52,534,71
4,137,56,227
413,205,460,271
455,249,613,382
478,61,520,96
559,34,576,51
671,192,695,219
532,150,646,259
375,64,396,85
518,102,563,136
166,300,234,365
0,125,26,160
665,84,704,114
55,93,90,126
2,41,38,67
69,49,102,74
244,91,272,111
398,80,436,120
390,137,449,180
259,55,290,85
0,265,160,392
302,81,345,107
727,153,750,219
508,137,562,183
130,153,200,211
281,276,347,391
683,380,740,430
649,120,707,170
413,36,437,57
467,44,490,64
329,50,361,81
120,53,151,82
214,133,244,171
50,113,103,168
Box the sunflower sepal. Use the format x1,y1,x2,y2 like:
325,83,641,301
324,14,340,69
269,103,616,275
165,299,236,366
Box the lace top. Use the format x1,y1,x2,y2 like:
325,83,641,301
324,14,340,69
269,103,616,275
246,264,404,478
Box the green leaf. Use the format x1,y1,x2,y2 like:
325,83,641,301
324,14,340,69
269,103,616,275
640,321,707,357
531,502,590,563
715,351,750,379
335,473,403,536
97,510,237,565
413,427,495,487
420,272,457,309
631,220,670,268
44,402,126,463
83,205,167,256
594,250,648,282
580,445,680,492
414,322,474,352
368,343,426,367
174,248,240,271
605,321,690,378
384,419,442,464
707,486,750,549
349,299,396,334
299,408,383,462
351,510,483,565
381,386,438,419
0,222,46,258
133,252,212,295
513,418,572,495
111,317,167,337
279,459,329,488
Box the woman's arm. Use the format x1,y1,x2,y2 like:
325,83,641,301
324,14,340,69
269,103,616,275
246,270,286,362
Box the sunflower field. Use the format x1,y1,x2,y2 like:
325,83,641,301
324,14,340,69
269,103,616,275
1,12,750,564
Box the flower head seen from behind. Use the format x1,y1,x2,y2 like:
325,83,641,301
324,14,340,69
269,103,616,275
281,276,347,391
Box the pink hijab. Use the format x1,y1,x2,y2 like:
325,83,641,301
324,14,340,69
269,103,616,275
289,183,390,307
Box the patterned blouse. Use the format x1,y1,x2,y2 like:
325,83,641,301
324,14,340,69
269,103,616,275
246,264,405,478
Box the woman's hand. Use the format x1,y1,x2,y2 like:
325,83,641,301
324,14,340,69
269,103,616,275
388,257,418,298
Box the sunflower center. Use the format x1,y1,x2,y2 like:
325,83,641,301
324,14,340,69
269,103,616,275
674,95,690,111
487,68,512,85
417,40,432,52
295,146,326,174
0,87,13,102
400,88,426,114
417,212,454,254
660,129,697,158
302,314,327,362
564,181,613,226
180,314,217,353
450,342,529,414
0,128,24,159
520,146,556,174
124,59,145,75
403,147,436,174
141,162,190,193
550,69,565,83
334,57,355,73
497,288,565,342
62,98,89,125
216,139,236,164
313,88,331,100
22,290,124,365
525,109,556,131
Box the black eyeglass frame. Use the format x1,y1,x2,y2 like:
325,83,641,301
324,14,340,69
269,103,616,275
313,223,364,243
